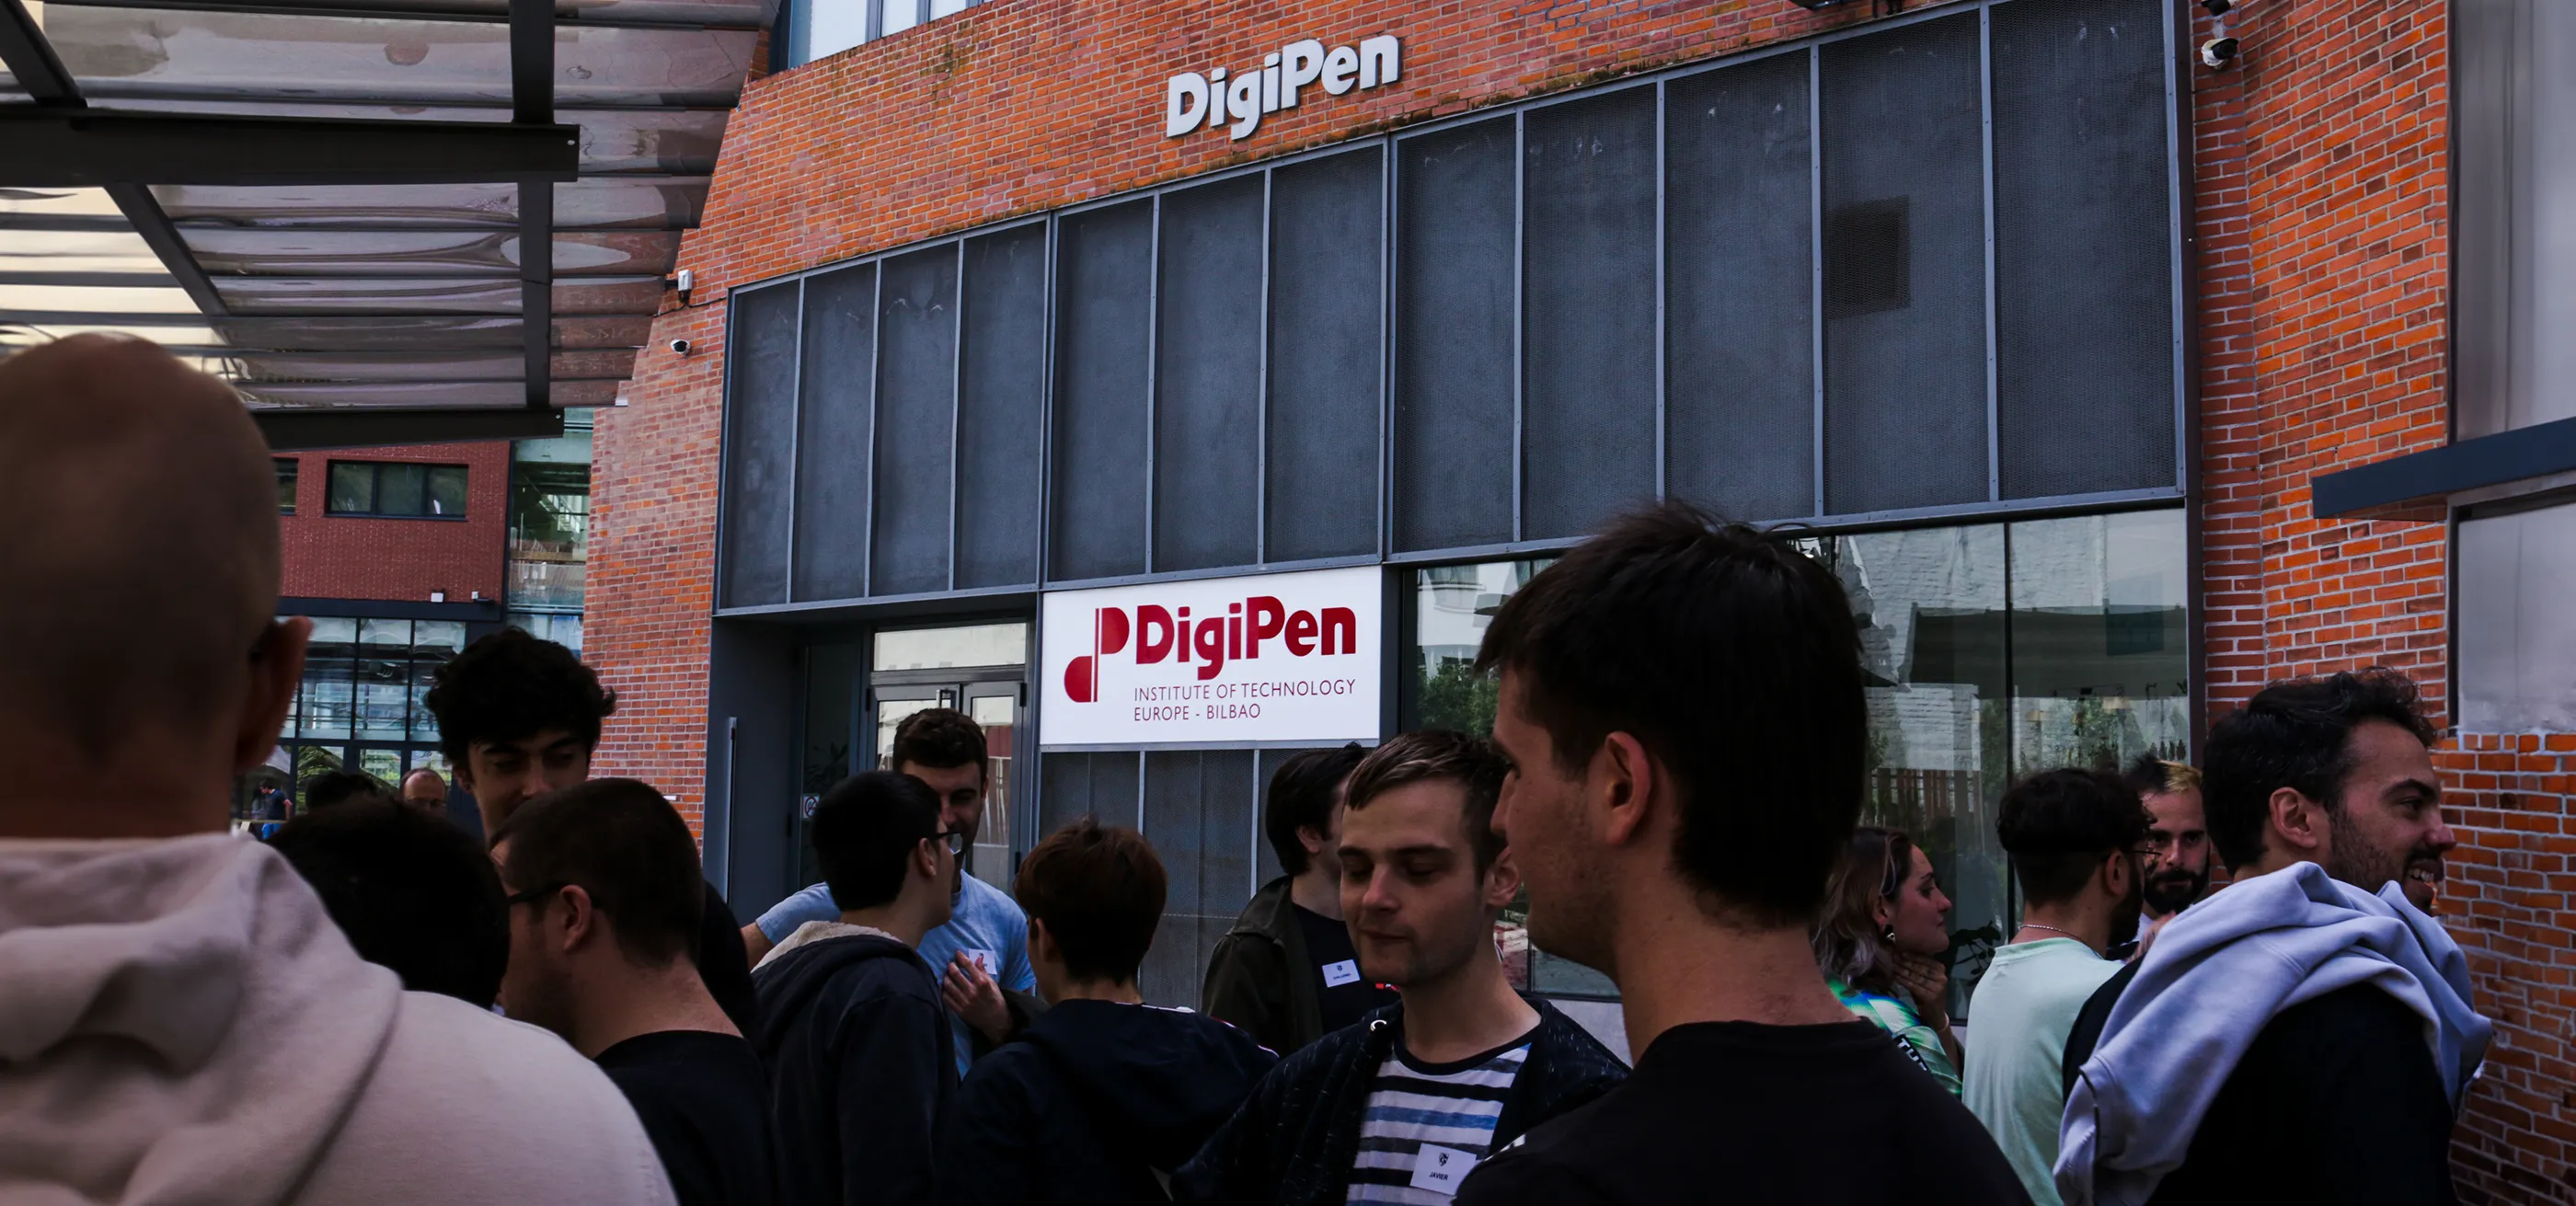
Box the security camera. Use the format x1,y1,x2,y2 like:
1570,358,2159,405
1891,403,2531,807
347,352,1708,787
2201,36,2238,68
669,338,693,356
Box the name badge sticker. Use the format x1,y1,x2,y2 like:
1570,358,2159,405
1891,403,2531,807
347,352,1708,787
1409,1144,1478,1193
1320,959,1361,988
964,948,997,976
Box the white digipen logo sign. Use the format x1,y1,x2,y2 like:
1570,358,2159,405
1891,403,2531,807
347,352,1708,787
1041,566,1381,748
1166,34,1401,143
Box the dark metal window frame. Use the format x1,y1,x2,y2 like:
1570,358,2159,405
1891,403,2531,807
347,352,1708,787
324,460,473,521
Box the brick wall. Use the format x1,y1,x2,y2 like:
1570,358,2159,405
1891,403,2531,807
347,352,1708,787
277,442,510,604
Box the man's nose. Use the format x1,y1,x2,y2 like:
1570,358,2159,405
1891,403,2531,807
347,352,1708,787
2425,809,2459,856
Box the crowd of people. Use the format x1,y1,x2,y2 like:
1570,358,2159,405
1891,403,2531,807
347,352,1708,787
0,335,2499,1206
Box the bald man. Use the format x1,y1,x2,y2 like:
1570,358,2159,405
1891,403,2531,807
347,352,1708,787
401,765,451,815
0,337,676,1204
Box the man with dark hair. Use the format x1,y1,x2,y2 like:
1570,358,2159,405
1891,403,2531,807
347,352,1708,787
745,707,1037,1077
2057,669,2491,1206
493,779,776,1206
2118,754,2211,940
1963,769,2148,1205
1179,730,1626,1206
1454,502,2024,1205
754,770,960,1206
423,626,762,1044
1202,741,1389,1055
301,769,394,810
939,818,1276,1204
270,799,511,1006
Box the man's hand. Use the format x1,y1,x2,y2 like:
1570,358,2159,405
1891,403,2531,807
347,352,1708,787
942,952,1012,1045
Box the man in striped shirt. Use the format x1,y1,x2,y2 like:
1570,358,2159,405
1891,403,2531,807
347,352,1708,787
1175,731,1626,1206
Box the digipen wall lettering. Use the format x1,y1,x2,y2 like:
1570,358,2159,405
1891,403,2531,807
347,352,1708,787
1165,34,1401,143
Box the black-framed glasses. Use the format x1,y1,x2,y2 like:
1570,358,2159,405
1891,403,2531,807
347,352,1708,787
932,831,966,856
506,882,565,907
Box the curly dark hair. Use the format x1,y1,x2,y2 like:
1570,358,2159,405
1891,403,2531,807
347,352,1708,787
891,707,985,777
423,626,616,764
2202,667,2439,871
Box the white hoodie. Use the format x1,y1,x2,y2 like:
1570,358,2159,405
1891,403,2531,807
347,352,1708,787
0,833,677,1205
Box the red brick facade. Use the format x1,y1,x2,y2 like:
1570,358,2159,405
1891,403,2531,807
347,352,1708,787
590,0,2573,1195
278,442,510,604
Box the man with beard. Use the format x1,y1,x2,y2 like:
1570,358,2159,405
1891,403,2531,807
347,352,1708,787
2119,756,2212,948
1962,769,2148,1206
2056,669,2490,1206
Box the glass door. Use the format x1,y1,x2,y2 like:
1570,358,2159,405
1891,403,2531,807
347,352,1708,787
962,683,1021,890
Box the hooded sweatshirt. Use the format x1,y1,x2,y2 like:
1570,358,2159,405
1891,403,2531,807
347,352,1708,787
0,833,674,1206
753,922,958,1206
2055,861,2492,1206
937,998,1278,1206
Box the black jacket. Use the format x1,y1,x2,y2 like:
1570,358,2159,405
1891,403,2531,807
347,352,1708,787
1173,997,1627,1206
753,931,959,1206
1200,877,1321,1057
938,999,1279,1206
699,880,761,1047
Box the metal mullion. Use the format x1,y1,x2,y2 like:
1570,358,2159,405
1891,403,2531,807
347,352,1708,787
1037,214,1060,587
1380,141,1397,558
1512,109,1526,543
1256,168,1274,565
862,264,884,596
1981,3,2001,502
783,277,807,600
949,238,965,592
1654,78,1668,502
511,0,553,411
1144,193,1163,576
1810,45,1826,519
0,0,79,102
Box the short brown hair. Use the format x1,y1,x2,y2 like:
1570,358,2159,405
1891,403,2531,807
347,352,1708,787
891,707,986,779
490,778,704,967
1343,730,1509,872
1016,816,1167,984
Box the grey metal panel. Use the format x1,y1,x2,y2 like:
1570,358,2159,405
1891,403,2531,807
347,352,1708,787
720,282,798,608
708,616,799,919
1393,118,1517,553
957,223,1051,589
1141,749,1255,1008
791,262,876,603
1049,201,1155,581
1267,148,1386,562
1152,174,1265,572
1522,85,1659,539
872,246,960,596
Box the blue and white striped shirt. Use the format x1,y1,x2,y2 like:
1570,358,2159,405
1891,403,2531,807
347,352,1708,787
1344,1035,1532,1203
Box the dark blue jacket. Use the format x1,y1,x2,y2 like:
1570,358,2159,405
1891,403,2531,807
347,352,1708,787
1173,997,1627,1206
753,932,958,1206
937,999,1278,1206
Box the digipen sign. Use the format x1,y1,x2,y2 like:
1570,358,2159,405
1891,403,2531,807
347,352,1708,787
1165,34,1401,143
1041,566,1381,748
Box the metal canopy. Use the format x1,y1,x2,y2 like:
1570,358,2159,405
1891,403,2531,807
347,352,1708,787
0,0,765,448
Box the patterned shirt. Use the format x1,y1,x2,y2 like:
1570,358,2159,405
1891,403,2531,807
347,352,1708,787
1346,1034,1533,1203
1830,977,1962,1096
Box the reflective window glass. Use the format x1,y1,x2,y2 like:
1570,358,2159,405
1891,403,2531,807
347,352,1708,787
2461,496,2576,731
275,459,300,514
327,462,374,513
872,622,1028,672
377,465,430,516
325,461,468,519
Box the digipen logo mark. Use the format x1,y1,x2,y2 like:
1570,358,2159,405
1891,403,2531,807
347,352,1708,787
1062,606,1131,704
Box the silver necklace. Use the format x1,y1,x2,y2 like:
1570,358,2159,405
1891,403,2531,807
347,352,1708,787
2018,922,2086,942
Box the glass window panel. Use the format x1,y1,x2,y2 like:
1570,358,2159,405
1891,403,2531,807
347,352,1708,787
1992,0,2176,499
427,466,468,516
956,224,1049,589
1821,15,1990,514
797,644,863,888
1523,86,1659,540
1395,119,1517,552
416,621,466,652
2455,0,2576,437
871,622,1027,672
2005,511,2190,774
931,0,971,16
326,462,374,513
880,0,919,37
357,618,411,651
721,282,799,608
792,0,868,65
1153,175,1264,572
1666,52,1816,521
872,247,960,596
376,463,429,515
1403,558,1555,734
1267,149,1385,563
792,264,877,603
2461,497,2576,730
301,617,358,741
275,458,299,514
1050,201,1155,580
1832,523,2008,1018
968,693,1015,889
509,459,587,609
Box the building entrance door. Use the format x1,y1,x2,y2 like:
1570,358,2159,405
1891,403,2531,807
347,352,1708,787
869,674,1025,891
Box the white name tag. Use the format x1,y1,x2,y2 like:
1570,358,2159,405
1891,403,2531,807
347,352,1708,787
963,948,997,976
1320,959,1362,988
1409,1143,1478,1193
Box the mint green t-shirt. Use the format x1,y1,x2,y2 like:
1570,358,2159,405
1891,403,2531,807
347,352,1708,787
1962,937,2123,1206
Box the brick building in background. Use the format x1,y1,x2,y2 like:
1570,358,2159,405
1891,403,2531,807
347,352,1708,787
580,0,2576,1194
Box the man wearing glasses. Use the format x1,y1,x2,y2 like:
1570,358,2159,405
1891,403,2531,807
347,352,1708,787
2121,756,2214,945
753,770,963,1206
1962,768,2151,1206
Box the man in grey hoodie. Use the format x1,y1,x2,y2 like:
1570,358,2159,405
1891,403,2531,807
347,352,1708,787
0,336,675,1205
2056,668,2491,1206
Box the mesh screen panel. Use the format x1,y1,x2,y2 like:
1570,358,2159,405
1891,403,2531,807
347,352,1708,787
1038,750,1140,844
957,224,1050,589
792,264,875,603
871,247,960,596
1267,149,1386,563
1395,118,1518,552
1051,202,1156,581
720,282,797,607
1141,750,1256,1009
1666,52,1817,522
1992,0,2176,498
1821,14,1990,514
1153,176,1266,572
1523,86,1659,540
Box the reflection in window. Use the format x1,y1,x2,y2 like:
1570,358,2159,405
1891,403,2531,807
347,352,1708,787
1406,559,1554,735
784,0,985,67
2460,495,2576,731
872,622,1029,672
509,451,589,611
275,458,299,514
325,461,468,518
505,611,584,657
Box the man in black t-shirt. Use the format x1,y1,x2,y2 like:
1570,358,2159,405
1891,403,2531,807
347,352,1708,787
494,778,776,1206
1455,502,2028,1206
1202,743,1397,1054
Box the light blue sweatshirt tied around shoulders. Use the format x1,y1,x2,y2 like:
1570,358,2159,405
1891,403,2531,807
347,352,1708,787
2053,860,2492,1206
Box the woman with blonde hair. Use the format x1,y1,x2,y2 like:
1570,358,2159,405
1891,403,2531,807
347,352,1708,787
1812,826,1963,1094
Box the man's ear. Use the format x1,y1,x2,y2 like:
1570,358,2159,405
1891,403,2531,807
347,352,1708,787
1481,845,1523,910
234,617,310,776
1297,824,1328,859
1027,916,1057,968
2100,849,2133,901
2268,787,2328,856
557,884,597,954
1592,732,1659,847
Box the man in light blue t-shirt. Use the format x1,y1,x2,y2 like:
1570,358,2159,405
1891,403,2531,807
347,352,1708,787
742,708,1033,1077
